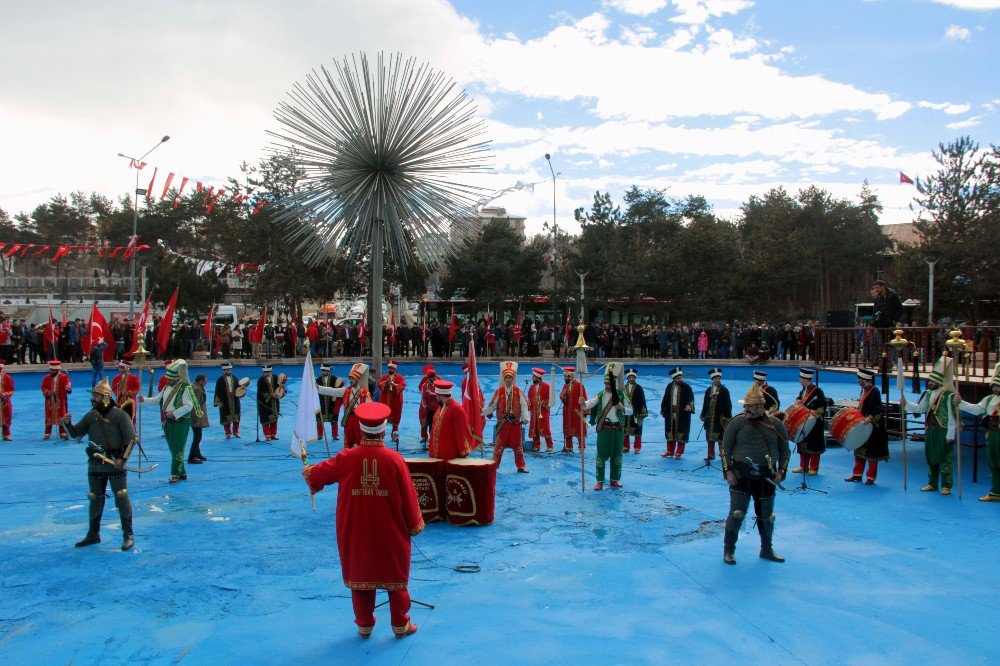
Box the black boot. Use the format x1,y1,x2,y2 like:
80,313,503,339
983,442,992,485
75,534,101,547
756,495,784,563
724,489,749,565
77,488,105,547
115,487,134,551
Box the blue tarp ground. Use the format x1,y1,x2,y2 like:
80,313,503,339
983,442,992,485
0,363,997,665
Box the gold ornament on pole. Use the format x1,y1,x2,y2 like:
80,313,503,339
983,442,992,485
945,329,965,500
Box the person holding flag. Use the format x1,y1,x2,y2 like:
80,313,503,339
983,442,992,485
528,367,556,452
428,380,473,460
41,360,72,439
417,364,438,446
377,360,406,443
301,401,423,639
462,360,486,446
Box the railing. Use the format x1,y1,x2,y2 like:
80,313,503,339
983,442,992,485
814,326,998,378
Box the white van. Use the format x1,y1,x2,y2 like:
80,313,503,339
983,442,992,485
212,305,239,327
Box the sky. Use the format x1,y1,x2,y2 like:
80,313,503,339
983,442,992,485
1,0,997,236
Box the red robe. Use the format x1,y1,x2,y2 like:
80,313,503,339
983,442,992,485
112,372,142,422
377,372,406,426
429,399,473,460
528,381,553,439
306,439,424,590
41,372,72,426
461,376,486,444
341,386,371,448
489,385,525,447
418,377,437,428
560,379,588,439
1,373,13,430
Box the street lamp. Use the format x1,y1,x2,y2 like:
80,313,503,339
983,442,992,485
924,257,939,325
118,134,170,318
544,153,560,323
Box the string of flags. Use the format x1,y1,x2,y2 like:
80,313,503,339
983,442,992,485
0,236,148,262
127,159,270,215
157,240,264,276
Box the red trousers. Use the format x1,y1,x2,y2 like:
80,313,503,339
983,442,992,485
262,422,278,439
798,453,820,471
223,422,241,437
706,440,719,459
316,421,339,440
351,588,411,634
852,458,879,480
493,421,527,470
563,435,584,451
44,424,68,437
665,440,686,456
623,435,642,452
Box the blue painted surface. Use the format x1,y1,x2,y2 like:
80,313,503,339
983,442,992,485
1,364,996,664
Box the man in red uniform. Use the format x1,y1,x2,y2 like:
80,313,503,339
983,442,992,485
111,360,141,423
0,360,13,441
41,360,72,439
417,364,438,446
302,401,423,639
429,379,473,460
559,366,587,452
527,367,555,452
317,363,371,449
377,359,406,443
483,361,530,473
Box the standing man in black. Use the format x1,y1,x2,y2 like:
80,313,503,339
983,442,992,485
65,379,138,551
700,368,732,462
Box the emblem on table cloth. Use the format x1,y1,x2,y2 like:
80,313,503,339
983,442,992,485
410,473,440,515
445,474,477,517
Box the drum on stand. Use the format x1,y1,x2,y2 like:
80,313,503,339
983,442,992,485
445,458,497,526
830,408,872,451
783,402,817,444
405,457,445,523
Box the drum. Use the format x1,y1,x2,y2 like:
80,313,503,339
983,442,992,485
830,408,872,451
405,457,445,523
445,458,497,527
234,377,251,398
274,373,288,399
783,402,817,444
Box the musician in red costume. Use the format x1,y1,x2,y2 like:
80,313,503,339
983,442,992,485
302,401,423,639
559,366,587,452
461,362,486,438
0,361,14,441
483,361,530,473
111,360,141,423
528,367,555,452
417,364,438,446
41,360,72,439
317,363,371,449
377,360,406,442
428,379,473,460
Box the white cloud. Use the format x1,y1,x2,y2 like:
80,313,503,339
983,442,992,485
668,0,755,26
603,0,669,16
944,24,972,40
918,100,972,114
946,116,983,129
682,159,782,182
929,0,1000,9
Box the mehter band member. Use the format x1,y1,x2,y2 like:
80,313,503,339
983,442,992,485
700,368,732,461
483,361,530,473
378,359,406,443
528,367,555,452
790,368,826,476
112,360,140,423
846,368,889,484
0,360,14,441
42,360,72,439
66,379,138,551
317,363,372,449
140,359,201,483
302,401,424,639
721,385,790,565
903,358,957,495
660,367,694,459
213,362,243,438
428,380,473,460
584,363,632,490
623,368,647,454
559,366,587,453
959,363,1000,502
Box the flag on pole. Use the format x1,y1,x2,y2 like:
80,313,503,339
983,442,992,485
564,309,571,344
122,235,139,259
84,303,115,361
448,304,457,345
486,304,492,329
160,172,176,200
463,337,486,446
129,293,152,357
145,167,158,203
204,303,215,350
250,306,267,345
899,172,915,185
291,348,323,457
157,288,178,356
46,305,58,348
389,309,397,344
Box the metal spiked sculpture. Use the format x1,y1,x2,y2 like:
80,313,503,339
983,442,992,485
269,52,492,374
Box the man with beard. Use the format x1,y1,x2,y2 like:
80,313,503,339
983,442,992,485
213,362,244,438
111,360,141,424
316,364,345,440
721,385,790,565
65,379,138,550
41,360,72,439
845,368,889,484
527,367,555,452
790,368,827,476
428,379,473,460
377,360,406,443
623,368,647,454
902,358,958,495
317,363,372,449
256,365,282,441
559,366,587,453
483,361,530,473
660,367,694,459
700,368,732,461
583,363,632,489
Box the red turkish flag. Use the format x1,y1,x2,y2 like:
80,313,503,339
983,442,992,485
84,303,115,362
463,340,486,445
128,293,152,357
157,288,178,356
899,172,914,185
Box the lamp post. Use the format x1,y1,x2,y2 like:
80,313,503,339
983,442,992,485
118,135,170,318
545,153,559,323
925,258,938,325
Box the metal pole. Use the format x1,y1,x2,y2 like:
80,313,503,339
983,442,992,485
140,266,147,305
120,136,170,318
546,154,558,323
926,259,937,325
371,221,384,378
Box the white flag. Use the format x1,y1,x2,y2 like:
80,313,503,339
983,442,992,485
291,349,322,459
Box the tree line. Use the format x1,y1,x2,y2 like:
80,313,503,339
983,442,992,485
1,135,997,324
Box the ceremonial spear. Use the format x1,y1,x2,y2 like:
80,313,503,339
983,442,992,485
268,52,492,380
